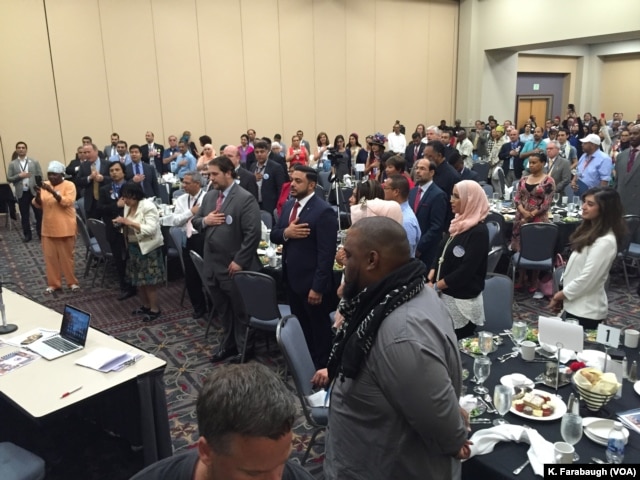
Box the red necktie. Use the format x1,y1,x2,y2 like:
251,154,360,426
413,189,422,213
414,146,419,161
216,192,224,211
627,149,637,173
289,201,300,224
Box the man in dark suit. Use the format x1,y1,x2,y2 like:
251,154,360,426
448,150,479,182
103,132,119,160
65,146,84,200
139,131,165,173
615,124,640,244
222,145,259,201
404,132,425,172
271,165,338,369
192,156,262,364
423,140,460,230
498,128,524,186
246,137,287,173
125,145,161,199
250,140,286,216
77,143,111,219
407,159,448,268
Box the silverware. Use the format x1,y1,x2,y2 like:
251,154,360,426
513,459,530,475
498,352,519,363
482,394,497,413
470,418,491,424
591,457,609,464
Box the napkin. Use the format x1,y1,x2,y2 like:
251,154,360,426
465,424,554,476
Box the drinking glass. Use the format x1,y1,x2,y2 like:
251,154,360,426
567,203,575,214
560,413,583,461
511,321,527,352
553,193,560,206
493,385,513,425
478,331,494,357
492,193,500,208
473,356,491,394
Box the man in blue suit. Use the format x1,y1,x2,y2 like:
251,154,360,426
125,145,161,199
408,159,448,268
271,165,338,368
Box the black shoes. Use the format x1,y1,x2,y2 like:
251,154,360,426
117,289,137,301
132,306,151,315
23,234,32,243
142,310,161,323
210,347,238,364
192,308,206,319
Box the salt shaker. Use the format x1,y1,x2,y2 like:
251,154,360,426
628,360,638,383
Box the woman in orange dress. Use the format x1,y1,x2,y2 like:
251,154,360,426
32,161,79,294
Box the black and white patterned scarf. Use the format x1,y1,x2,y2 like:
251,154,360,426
326,259,427,381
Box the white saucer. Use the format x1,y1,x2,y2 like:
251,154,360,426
634,381,640,396
500,374,534,389
583,418,629,446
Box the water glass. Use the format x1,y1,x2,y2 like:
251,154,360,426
553,193,560,206
478,331,494,356
567,203,575,214
473,356,491,395
511,321,527,352
560,413,582,461
492,193,501,207
493,385,513,425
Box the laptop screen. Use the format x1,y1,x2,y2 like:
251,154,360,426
60,305,92,346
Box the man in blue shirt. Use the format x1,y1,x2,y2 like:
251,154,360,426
384,174,421,257
571,133,612,195
109,140,131,166
171,141,197,180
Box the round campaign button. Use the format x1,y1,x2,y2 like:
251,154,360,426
263,173,270,180
453,245,465,258
225,215,233,225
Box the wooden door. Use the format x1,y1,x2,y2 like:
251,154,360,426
516,97,550,130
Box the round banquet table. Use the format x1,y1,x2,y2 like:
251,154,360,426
461,338,640,479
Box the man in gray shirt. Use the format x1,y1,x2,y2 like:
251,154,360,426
320,217,470,479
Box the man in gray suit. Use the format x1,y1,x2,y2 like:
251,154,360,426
546,141,572,196
6,141,43,242
615,124,640,242
192,156,261,364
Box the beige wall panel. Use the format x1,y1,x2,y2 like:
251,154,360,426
196,0,247,146
278,0,315,141
98,0,163,147
46,0,113,160
240,0,283,140
344,1,376,138
424,1,458,126
151,0,205,142
0,0,62,181
374,0,405,132
600,54,640,118
312,0,347,140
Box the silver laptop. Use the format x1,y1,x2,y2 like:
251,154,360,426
28,305,92,360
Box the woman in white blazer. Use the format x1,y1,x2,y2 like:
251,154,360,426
549,187,626,328
114,182,164,322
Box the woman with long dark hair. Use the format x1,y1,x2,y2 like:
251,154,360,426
549,187,626,328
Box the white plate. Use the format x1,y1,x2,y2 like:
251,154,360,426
510,389,567,421
500,374,534,389
577,350,610,369
582,418,629,445
634,381,640,396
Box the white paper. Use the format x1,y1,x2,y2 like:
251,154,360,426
5,328,57,348
538,316,584,354
75,347,141,373
596,324,621,348
307,389,330,407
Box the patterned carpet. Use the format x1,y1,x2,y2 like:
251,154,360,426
1,219,639,479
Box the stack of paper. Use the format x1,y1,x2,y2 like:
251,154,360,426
75,347,143,373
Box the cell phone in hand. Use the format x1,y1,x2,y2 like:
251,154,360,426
35,175,43,187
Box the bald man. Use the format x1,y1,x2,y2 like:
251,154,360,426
223,145,259,200
317,217,470,480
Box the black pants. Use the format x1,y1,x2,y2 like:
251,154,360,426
183,234,205,312
286,285,333,369
18,190,42,238
108,232,130,290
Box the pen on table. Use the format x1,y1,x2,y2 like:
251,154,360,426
60,386,83,399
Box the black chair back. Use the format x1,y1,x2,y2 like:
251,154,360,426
260,210,273,229
519,223,559,262
233,271,281,321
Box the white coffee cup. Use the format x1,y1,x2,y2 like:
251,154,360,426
520,340,536,361
624,329,640,349
554,441,574,464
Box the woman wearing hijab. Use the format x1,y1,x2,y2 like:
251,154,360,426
428,180,489,339
196,144,215,174
33,161,79,294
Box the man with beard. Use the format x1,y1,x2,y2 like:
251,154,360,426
270,165,337,369
316,217,470,480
